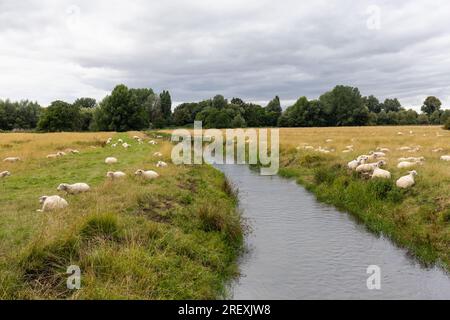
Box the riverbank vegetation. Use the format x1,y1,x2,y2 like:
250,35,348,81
0,132,242,299
277,126,449,272
2,85,450,133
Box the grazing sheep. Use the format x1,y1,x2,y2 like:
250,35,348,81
432,148,444,153
396,171,418,189
133,136,140,140
376,147,390,153
156,161,168,168
398,146,411,151
106,171,127,179
0,171,11,178
397,161,421,169
57,183,91,194
356,160,386,173
371,167,391,179
135,169,159,180
37,195,68,212
148,140,157,145
118,139,123,143
304,146,314,150
370,151,386,158
46,153,60,159
342,149,353,153
111,143,117,148
65,148,80,154
397,132,404,135
122,143,131,148
105,157,118,164
441,155,450,161
3,157,21,163
154,152,162,157
106,138,112,144
348,160,362,170
57,151,67,157
156,135,163,139
398,157,424,162
325,139,333,143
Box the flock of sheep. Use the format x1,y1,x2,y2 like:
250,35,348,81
1,135,167,212
298,135,449,189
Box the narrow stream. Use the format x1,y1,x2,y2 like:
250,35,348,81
217,164,450,300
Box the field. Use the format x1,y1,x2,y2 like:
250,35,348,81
0,132,242,299
277,126,449,271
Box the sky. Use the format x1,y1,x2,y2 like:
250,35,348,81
1,0,450,110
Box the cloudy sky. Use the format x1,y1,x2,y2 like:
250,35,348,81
1,0,450,110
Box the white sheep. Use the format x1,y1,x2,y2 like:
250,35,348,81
122,143,131,148
396,171,418,189
133,136,140,140
356,160,386,173
3,157,21,163
37,195,69,212
376,147,390,153
371,167,391,179
57,183,91,194
135,169,159,180
106,171,127,179
57,151,67,157
105,157,118,164
46,153,60,159
106,138,112,144
111,143,117,148
441,155,450,162
432,148,443,153
0,171,11,178
154,152,162,157
304,146,314,150
397,161,421,169
118,139,123,143
156,161,168,168
156,135,163,139
148,140,157,145
348,160,362,170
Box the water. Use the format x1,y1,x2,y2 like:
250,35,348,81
216,164,450,300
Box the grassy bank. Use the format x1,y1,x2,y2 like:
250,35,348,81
0,132,242,299
276,126,449,272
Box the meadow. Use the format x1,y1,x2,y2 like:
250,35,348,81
0,132,242,299
277,126,449,271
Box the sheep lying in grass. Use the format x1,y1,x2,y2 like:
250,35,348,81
398,157,425,162
3,157,21,163
57,183,91,194
65,148,80,154
156,161,168,168
46,153,60,159
37,195,68,212
441,155,450,161
148,140,157,145
133,136,140,140
122,143,131,148
154,152,162,157
118,139,123,143
57,151,67,157
356,160,386,173
0,171,11,178
135,169,159,180
432,148,444,153
376,147,390,153
397,161,422,169
371,167,391,179
396,170,417,189
105,157,118,164
111,143,117,148
106,171,127,179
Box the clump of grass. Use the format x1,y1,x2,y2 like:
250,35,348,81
367,179,404,202
314,166,339,185
79,214,123,241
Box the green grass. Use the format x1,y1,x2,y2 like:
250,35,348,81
277,149,449,272
0,132,242,299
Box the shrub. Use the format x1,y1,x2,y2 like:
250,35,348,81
313,167,338,185
444,118,450,130
79,214,122,241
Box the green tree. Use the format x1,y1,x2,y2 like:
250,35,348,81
231,113,246,128
364,95,381,113
160,90,172,124
37,100,82,132
73,97,97,109
417,114,430,125
212,95,227,109
382,98,402,112
265,96,282,126
421,96,441,116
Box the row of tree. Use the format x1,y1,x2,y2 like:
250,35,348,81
1,84,449,132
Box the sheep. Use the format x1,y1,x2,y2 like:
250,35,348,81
106,138,112,144
65,148,80,154
137,138,143,144
398,146,411,151
304,146,314,150
376,147,390,153
432,148,444,153
397,161,421,169
342,149,353,153
46,153,60,159
106,171,127,179
398,157,424,162
156,161,168,168
441,155,450,162
37,195,68,212
3,157,21,163
111,143,117,148
348,160,362,170
0,171,11,178
396,170,418,189
356,160,386,173
133,135,140,140
156,135,163,139
371,167,391,179
118,139,123,143
135,169,159,180
370,151,386,158
154,152,162,157
105,157,118,164
122,143,131,149
57,151,67,157
148,140,157,145
325,139,333,143
57,183,91,194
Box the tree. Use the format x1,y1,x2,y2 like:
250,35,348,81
149,95,166,129
212,95,227,109
265,96,282,126
160,90,172,124
73,97,96,109
421,96,441,116
364,95,381,113
231,113,246,128
37,100,81,132
382,98,402,112
444,117,450,130
417,114,430,125
319,85,369,126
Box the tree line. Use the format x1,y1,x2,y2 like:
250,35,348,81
1,84,449,132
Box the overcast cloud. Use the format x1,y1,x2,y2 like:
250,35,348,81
1,0,450,109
